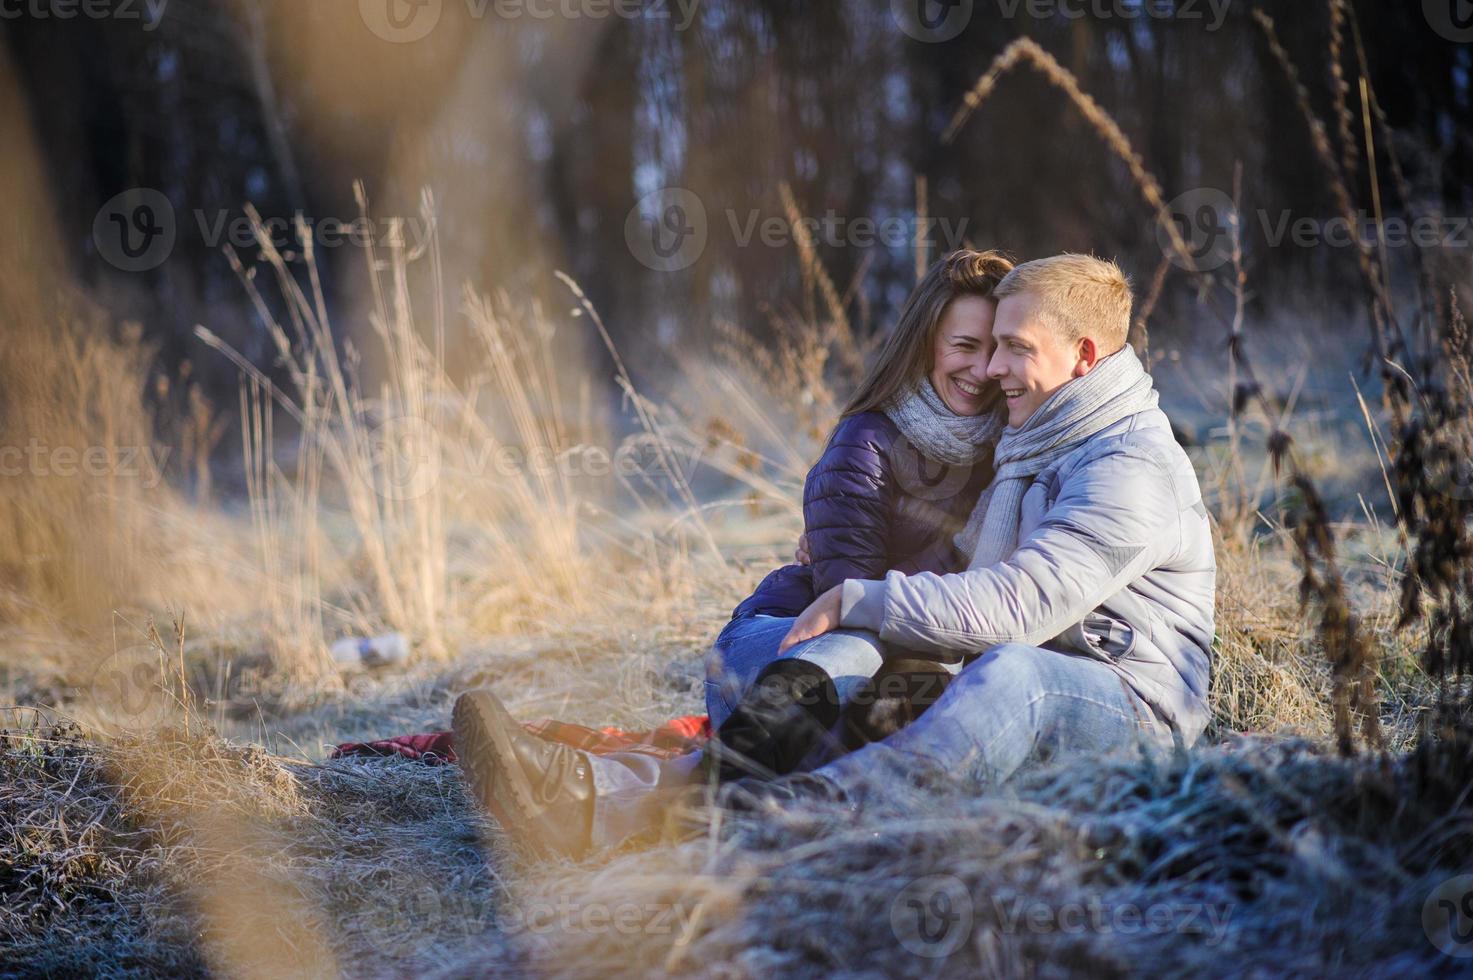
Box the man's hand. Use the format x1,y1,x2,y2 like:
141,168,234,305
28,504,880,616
795,533,811,566
779,584,843,654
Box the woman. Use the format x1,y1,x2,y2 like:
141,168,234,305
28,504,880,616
706,248,1012,760
452,249,1015,856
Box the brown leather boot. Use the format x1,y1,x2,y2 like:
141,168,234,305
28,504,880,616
452,689,593,859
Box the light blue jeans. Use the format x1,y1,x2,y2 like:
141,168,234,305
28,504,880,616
585,619,1175,849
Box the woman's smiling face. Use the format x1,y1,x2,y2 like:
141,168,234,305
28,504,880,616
928,294,998,416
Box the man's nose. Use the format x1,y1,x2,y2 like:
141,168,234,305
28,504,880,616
987,350,1008,379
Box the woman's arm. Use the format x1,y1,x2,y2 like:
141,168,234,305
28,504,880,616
802,418,896,594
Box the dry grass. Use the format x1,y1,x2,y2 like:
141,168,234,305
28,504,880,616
5,11,1473,978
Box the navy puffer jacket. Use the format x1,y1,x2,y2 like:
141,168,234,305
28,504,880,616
732,411,994,619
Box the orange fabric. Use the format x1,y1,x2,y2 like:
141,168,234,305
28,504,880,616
330,715,711,765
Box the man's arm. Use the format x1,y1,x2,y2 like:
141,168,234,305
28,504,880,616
838,447,1181,654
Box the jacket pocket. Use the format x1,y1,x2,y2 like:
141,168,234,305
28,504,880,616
1080,613,1138,661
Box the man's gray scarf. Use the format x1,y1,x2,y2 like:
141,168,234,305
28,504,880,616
884,378,1003,467
955,346,1159,569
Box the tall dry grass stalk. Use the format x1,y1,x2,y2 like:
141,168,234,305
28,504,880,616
191,184,741,678
941,18,1452,752
942,37,1196,270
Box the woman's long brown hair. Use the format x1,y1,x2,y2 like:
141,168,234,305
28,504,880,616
841,248,1015,418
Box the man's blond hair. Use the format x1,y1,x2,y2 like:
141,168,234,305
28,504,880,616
993,254,1133,353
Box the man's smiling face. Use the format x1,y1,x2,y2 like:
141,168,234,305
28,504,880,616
987,291,1089,427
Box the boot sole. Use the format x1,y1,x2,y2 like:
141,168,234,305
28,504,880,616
452,690,550,856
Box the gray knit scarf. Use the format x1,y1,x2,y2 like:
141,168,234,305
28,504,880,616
884,378,1003,467
955,345,1159,569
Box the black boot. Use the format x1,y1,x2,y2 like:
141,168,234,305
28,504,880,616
452,689,594,859
839,658,955,751
707,659,840,784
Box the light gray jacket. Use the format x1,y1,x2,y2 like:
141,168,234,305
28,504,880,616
839,404,1217,743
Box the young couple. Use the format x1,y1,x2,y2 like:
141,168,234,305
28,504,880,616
453,251,1217,859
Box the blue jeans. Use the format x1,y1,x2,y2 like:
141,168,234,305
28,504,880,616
586,625,1175,849
820,639,1175,790
705,614,914,730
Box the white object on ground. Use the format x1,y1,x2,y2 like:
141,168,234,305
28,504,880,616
330,633,410,670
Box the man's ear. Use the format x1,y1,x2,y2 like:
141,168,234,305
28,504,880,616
1074,337,1099,377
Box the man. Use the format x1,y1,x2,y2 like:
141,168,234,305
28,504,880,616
453,254,1217,859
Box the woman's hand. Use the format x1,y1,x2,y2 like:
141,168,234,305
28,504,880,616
779,584,843,654
795,533,812,565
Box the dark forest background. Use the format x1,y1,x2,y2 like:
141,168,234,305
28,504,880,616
2,0,1471,422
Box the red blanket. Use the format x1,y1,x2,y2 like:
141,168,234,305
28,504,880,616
331,714,711,765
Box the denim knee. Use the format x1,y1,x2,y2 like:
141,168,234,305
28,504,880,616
949,643,1047,700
